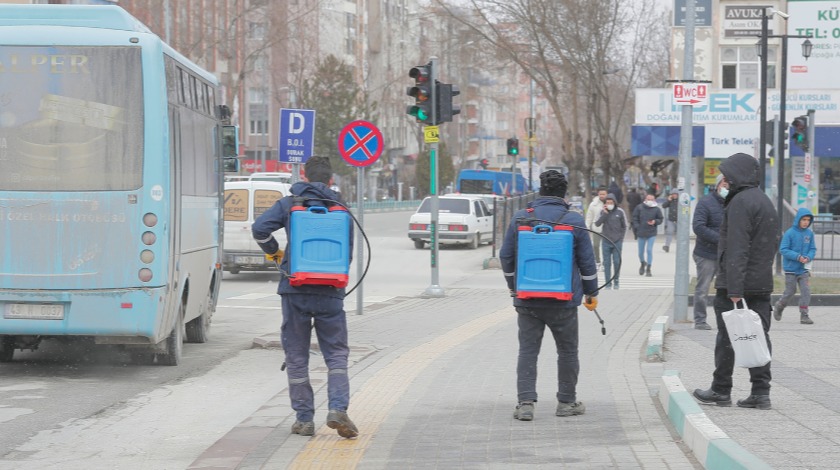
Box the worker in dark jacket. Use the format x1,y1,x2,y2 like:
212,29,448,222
694,153,780,411
691,174,727,330
500,170,599,422
252,156,358,439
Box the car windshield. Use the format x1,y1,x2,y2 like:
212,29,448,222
417,198,470,214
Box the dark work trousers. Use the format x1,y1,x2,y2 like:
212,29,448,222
281,294,350,422
711,289,773,396
516,306,580,404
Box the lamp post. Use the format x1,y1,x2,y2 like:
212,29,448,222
756,10,812,271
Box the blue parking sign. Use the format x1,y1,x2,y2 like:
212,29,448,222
278,108,315,164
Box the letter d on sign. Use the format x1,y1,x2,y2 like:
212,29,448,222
289,112,305,134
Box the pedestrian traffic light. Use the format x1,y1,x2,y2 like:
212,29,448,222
479,158,489,169
406,63,434,124
506,137,519,156
792,115,809,152
437,82,461,123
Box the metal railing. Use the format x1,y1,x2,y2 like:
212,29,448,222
811,215,840,277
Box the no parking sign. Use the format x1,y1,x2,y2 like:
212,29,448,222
337,120,383,167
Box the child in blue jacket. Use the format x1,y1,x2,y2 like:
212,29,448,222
774,208,817,324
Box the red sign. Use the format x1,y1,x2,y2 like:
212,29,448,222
337,120,383,167
791,66,808,73
672,83,708,106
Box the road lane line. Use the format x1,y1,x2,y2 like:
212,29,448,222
288,306,513,469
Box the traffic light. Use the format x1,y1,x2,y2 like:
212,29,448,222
406,63,434,124
792,115,809,151
437,83,461,123
506,137,519,156
479,158,489,169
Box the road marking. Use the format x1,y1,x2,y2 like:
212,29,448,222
288,306,513,468
226,293,276,300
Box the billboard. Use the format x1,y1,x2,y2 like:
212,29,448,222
787,0,840,90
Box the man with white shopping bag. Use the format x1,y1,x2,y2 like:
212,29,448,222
693,153,780,411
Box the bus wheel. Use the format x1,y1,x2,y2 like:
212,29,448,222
157,304,184,366
186,289,213,344
0,336,14,363
414,240,425,249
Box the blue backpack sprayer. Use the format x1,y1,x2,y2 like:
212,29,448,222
514,214,619,335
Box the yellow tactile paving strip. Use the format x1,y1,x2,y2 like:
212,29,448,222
289,306,513,469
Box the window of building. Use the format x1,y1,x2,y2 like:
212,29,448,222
248,21,266,40
248,87,267,104
249,119,268,135
720,45,776,89
345,13,356,55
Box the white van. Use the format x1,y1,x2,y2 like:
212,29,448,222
223,180,292,274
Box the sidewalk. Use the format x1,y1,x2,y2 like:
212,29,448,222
189,238,839,469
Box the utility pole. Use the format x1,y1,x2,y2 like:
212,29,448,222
673,0,696,323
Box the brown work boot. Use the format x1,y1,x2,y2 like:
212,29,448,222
326,410,359,438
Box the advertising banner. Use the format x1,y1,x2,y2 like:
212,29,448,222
635,88,840,124
787,0,840,90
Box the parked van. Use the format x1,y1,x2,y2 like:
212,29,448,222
223,180,291,274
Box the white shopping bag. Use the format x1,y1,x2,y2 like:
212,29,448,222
721,300,771,368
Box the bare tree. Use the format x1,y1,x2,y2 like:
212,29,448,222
434,0,669,196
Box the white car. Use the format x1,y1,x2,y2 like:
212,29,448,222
408,195,493,249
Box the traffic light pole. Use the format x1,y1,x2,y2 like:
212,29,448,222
424,57,444,298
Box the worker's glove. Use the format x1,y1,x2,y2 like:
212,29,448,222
265,249,284,263
583,296,598,311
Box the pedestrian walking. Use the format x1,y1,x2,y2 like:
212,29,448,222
691,174,727,330
500,170,599,422
693,152,780,411
595,193,627,289
608,180,624,205
251,156,359,439
631,193,663,277
585,187,607,266
661,189,679,252
774,208,817,325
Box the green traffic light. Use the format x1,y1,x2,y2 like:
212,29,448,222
511,148,518,155
407,105,429,122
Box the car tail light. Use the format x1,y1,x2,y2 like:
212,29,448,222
410,223,428,230
448,224,467,231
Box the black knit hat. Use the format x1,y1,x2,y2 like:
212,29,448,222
539,170,568,197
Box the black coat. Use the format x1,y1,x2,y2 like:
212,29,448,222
631,203,663,238
692,191,725,260
714,153,780,297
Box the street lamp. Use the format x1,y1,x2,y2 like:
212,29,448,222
756,8,812,272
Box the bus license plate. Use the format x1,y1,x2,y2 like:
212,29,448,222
4,303,65,320
235,256,265,265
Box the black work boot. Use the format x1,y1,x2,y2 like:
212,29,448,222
639,262,646,275
737,395,772,410
693,388,732,406
645,265,652,277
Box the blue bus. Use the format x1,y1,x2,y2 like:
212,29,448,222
456,169,527,195
0,5,225,365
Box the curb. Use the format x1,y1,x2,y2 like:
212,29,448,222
688,294,840,306
659,370,772,470
645,315,669,361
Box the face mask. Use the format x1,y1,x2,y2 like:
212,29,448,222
718,187,729,199
605,204,615,211
644,200,656,207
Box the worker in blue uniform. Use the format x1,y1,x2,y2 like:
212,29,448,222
500,170,599,422
252,156,357,439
